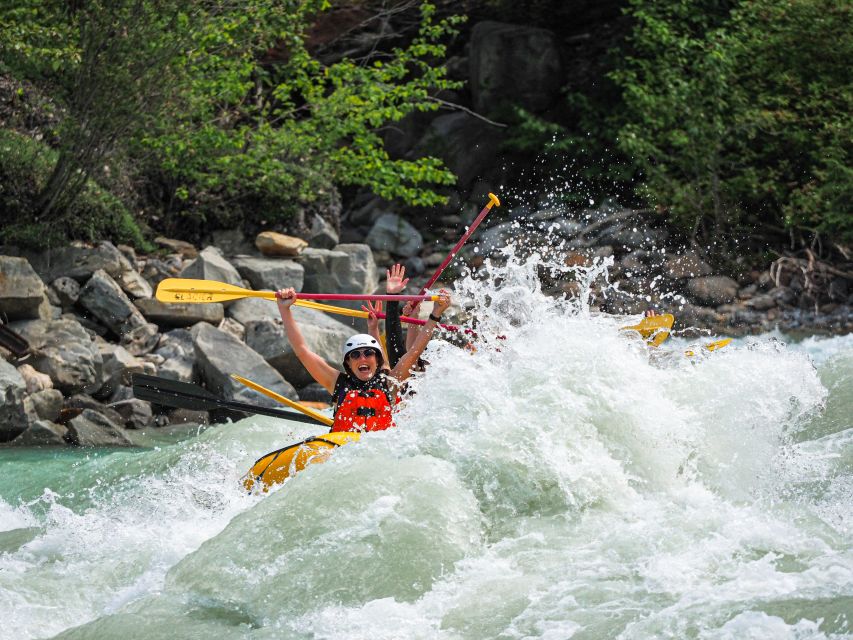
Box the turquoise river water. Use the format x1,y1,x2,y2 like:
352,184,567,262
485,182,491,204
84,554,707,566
1,252,851,639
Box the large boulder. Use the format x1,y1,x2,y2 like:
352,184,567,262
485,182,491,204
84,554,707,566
98,343,146,398
27,240,125,282
298,244,378,295
50,276,81,307
190,322,297,407
245,306,352,389
469,21,562,114
231,256,304,292
308,214,340,250
365,213,423,258
11,420,68,446
135,298,224,327
0,256,51,320
0,359,28,442
23,388,64,423
66,409,133,447
409,112,501,188
9,318,103,394
179,247,243,286
77,269,147,336
226,297,278,325
687,276,740,306
108,398,154,429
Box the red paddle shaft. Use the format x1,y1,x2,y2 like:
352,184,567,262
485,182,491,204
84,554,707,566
418,193,500,295
295,293,434,302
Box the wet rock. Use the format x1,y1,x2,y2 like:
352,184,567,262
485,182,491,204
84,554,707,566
64,394,127,426
687,276,739,305
108,398,154,429
190,321,297,407
245,306,351,389
255,232,308,257
50,276,80,307
308,214,339,250
98,343,146,398
16,363,53,393
9,317,103,394
231,256,304,292
168,408,209,425
663,251,713,279
470,21,562,114
746,293,777,311
120,322,160,356
24,388,63,422
179,246,243,286
66,409,133,447
365,213,423,258
0,256,51,321
78,269,147,336
11,420,68,446
0,359,27,442
135,298,224,327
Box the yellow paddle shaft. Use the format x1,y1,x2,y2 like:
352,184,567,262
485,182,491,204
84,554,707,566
231,374,333,427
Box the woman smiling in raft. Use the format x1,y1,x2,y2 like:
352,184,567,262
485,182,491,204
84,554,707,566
275,286,451,433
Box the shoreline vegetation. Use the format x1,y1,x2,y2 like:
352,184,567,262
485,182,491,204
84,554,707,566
0,1,850,448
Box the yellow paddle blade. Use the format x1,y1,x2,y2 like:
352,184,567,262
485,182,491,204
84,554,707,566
156,278,275,304
231,374,333,427
621,314,674,347
685,337,733,357
295,299,369,319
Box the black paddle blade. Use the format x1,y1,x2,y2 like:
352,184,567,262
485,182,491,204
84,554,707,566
0,323,30,357
131,373,327,426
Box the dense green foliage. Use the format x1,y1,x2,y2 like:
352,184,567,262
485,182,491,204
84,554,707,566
0,0,461,247
614,0,852,243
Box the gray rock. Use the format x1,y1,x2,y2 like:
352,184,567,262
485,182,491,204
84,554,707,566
298,382,333,403
24,388,63,422
179,247,243,286
64,394,127,426
746,293,777,311
209,229,256,257
245,305,352,389
226,297,279,325
50,276,81,307
231,256,304,292
16,363,53,393
11,420,68,446
0,256,49,320
664,251,713,279
9,318,103,394
135,297,224,327
308,214,340,250
470,21,562,114
190,322,297,407
66,409,133,447
217,317,245,343
365,213,423,258
120,322,160,356
78,269,147,336
28,240,126,282
116,268,153,299
108,398,154,429
687,276,740,305
98,343,146,397
168,408,209,425
140,257,178,289
405,256,426,277
0,359,27,442
153,329,196,382
475,222,517,252
299,244,378,295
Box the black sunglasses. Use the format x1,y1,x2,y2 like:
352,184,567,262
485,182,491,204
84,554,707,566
347,348,378,360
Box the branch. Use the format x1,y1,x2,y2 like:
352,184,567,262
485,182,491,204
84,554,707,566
425,96,507,128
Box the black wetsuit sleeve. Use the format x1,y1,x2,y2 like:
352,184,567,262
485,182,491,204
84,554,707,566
385,299,406,369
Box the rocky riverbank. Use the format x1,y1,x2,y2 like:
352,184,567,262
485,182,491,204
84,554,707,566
1,201,850,448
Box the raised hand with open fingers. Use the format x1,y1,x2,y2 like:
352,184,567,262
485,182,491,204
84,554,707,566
386,263,410,294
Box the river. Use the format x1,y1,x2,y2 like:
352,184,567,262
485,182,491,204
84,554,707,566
1,252,850,639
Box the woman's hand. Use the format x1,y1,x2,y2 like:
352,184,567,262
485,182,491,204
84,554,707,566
644,308,659,318
432,289,451,318
362,300,383,334
401,300,420,318
275,287,297,310
386,264,409,294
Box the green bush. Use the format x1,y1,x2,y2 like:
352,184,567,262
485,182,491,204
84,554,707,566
0,129,150,250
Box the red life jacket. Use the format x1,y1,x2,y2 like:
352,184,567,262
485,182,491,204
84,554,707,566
331,372,395,433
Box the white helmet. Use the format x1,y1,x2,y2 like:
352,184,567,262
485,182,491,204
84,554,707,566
342,334,381,360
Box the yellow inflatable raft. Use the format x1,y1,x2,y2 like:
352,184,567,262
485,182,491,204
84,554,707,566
242,431,361,491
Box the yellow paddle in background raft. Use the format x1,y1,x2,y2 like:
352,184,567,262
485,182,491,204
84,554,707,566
620,313,675,347
685,337,733,358
231,374,333,427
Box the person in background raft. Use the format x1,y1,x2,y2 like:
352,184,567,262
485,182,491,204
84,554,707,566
275,286,451,433
362,263,422,369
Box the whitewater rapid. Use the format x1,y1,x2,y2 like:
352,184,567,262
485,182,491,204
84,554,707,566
1,252,850,639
